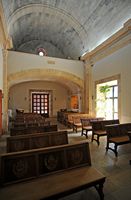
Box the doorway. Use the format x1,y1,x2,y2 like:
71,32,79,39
32,93,49,117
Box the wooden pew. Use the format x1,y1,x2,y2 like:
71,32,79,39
14,112,44,124
0,142,106,200
10,124,57,136
72,116,82,132
73,116,104,133
128,131,131,165
81,118,92,138
6,131,68,152
91,119,120,145
57,112,90,129
81,117,104,138
105,123,131,156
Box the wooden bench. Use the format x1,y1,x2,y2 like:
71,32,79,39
128,131,131,165
6,131,68,152
57,111,88,127
10,124,57,136
14,112,45,124
0,142,106,200
91,119,120,145
13,118,48,128
105,123,131,157
72,115,96,133
81,118,92,138
72,116,83,132
67,113,90,129
81,118,104,138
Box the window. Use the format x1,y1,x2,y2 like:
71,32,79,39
106,84,118,119
37,47,47,56
96,80,119,120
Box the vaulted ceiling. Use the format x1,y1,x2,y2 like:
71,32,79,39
1,0,131,59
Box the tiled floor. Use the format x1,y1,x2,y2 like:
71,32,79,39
0,123,131,200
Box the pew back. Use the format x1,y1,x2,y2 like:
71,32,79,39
10,124,58,136
7,131,68,152
0,142,91,186
91,119,120,145
105,123,131,156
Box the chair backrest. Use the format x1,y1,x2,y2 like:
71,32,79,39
81,118,90,127
91,119,120,131
102,119,119,130
105,124,120,138
105,122,130,138
91,121,103,131
73,116,81,124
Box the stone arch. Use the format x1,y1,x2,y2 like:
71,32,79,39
8,68,84,91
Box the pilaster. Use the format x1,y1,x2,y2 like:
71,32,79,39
2,49,8,133
83,60,93,115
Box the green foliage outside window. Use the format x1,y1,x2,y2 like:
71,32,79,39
96,85,111,119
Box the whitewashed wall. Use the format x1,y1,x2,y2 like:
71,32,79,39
7,51,84,80
93,44,131,123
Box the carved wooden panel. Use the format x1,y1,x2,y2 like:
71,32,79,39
10,124,58,136
66,144,90,168
30,135,49,149
39,151,65,174
8,138,29,152
1,155,36,184
0,142,91,185
7,131,68,152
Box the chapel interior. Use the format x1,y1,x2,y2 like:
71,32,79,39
0,1,131,200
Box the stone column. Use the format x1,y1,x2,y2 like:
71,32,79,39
2,48,8,133
83,60,93,115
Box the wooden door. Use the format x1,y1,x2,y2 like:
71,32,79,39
32,93,49,117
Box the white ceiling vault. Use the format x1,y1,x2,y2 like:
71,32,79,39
1,0,131,60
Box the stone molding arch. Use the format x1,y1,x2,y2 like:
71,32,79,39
8,68,84,92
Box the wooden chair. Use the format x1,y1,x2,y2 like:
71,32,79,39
128,131,131,165
91,119,120,146
105,123,130,157
73,116,82,132
81,118,92,138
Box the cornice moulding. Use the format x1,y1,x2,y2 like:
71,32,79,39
81,19,131,62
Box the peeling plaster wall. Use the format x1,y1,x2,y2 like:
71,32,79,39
9,81,68,117
93,44,131,122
